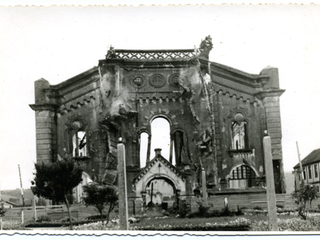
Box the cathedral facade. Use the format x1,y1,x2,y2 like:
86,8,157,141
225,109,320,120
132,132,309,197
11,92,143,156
30,37,285,210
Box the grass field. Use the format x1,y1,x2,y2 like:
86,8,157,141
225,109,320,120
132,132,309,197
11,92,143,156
2,203,118,223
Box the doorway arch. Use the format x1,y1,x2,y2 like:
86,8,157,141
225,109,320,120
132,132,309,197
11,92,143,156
144,176,177,209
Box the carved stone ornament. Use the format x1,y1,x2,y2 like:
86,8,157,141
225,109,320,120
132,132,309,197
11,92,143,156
149,74,166,88
228,107,250,123
169,74,181,87
130,74,146,88
66,115,88,131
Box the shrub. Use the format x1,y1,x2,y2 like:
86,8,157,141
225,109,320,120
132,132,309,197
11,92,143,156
82,182,118,224
86,214,107,221
0,203,6,217
253,206,263,210
292,183,317,220
199,204,210,216
178,200,190,218
220,206,236,217
235,206,244,216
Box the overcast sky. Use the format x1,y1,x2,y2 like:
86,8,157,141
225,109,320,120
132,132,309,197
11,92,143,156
1,3,320,190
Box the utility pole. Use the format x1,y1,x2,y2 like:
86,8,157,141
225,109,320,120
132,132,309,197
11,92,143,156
18,164,25,225
296,141,304,186
18,165,25,207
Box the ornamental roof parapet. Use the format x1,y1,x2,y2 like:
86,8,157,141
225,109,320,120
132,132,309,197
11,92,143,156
106,48,197,60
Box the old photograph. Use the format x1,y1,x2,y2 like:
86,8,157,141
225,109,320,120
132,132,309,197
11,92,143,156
1,1,320,236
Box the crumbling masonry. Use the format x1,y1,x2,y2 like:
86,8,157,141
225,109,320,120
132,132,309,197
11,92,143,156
30,37,285,212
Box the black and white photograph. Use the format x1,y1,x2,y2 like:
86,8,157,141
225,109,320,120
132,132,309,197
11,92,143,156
1,1,320,237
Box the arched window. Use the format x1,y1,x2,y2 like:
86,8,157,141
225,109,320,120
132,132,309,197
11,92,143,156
72,130,87,157
67,119,88,158
229,164,257,189
231,121,248,150
139,132,149,168
150,117,171,161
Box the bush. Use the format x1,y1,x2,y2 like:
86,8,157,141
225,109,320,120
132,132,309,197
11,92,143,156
178,200,190,218
253,206,263,210
86,215,107,221
0,203,6,217
292,183,317,220
82,182,118,224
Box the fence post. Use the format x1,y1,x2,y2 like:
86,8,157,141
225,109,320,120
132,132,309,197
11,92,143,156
117,138,128,230
263,133,278,231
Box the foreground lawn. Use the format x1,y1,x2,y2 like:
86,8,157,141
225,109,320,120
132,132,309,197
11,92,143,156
73,213,320,231
3,209,320,231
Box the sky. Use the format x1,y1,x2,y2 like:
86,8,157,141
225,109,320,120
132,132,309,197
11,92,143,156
1,2,320,191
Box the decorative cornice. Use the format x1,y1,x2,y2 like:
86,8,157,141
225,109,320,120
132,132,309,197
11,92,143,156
254,89,285,99
58,95,96,115
106,49,197,60
217,89,255,104
29,103,57,111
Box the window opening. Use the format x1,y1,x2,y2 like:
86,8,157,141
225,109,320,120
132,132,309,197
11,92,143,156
173,131,184,166
150,117,171,161
231,121,248,150
229,164,257,189
72,131,87,157
308,165,312,179
315,164,319,178
140,132,149,168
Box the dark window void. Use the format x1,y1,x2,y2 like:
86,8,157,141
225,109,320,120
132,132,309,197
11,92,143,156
72,131,87,157
173,131,184,166
315,164,319,178
273,160,282,193
309,165,312,179
229,165,257,189
231,121,248,150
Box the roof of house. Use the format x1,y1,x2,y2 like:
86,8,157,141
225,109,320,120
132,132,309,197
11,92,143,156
294,148,320,169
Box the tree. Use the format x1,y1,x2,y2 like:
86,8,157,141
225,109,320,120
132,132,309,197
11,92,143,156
31,158,83,229
82,182,118,224
292,183,317,220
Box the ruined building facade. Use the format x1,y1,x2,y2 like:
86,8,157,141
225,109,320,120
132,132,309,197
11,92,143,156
30,37,285,209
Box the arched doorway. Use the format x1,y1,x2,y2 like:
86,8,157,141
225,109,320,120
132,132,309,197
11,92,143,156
145,177,177,210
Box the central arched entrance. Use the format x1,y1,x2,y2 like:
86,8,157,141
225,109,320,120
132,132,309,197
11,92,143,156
145,176,177,210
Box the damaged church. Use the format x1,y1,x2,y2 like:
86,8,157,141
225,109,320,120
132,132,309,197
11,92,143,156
30,36,285,212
